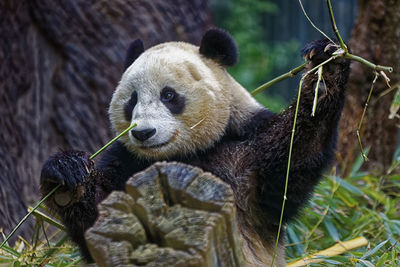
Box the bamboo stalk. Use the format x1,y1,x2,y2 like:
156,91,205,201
311,65,323,116
27,207,66,231
327,0,347,52
251,62,307,96
287,236,368,267
345,54,393,73
271,76,305,267
90,123,137,159
0,185,61,250
357,72,379,161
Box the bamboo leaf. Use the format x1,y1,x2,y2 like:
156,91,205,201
0,255,14,263
358,259,375,267
330,176,363,196
349,148,370,178
376,253,389,267
389,83,400,119
323,220,340,242
361,239,388,260
287,225,304,255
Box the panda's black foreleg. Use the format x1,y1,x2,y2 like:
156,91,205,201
251,39,350,228
40,143,151,261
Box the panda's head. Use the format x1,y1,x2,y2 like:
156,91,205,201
109,29,261,159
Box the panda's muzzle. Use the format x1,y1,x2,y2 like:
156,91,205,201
131,128,156,142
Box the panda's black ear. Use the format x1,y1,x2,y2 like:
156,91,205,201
124,39,144,71
199,28,238,67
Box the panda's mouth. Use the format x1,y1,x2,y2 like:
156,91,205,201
140,130,179,149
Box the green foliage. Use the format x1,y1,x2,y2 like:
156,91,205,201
286,153,400,266
0,231,80,266
209,0,300,112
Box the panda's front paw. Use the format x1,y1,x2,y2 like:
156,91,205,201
40,151,94,206
301,38,342,64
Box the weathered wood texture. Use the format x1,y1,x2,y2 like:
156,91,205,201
85,162,245,267
0,0,211,239
337,0,400,172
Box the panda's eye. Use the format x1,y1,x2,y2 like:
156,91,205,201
161,88,175,102
160,86,185,114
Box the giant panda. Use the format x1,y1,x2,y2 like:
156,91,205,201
40,29,350,266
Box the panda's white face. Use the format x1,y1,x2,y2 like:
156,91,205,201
109,42,233,159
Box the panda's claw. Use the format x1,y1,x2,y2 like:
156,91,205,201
301,38,342,65
324,43,338,53
309,48,317,60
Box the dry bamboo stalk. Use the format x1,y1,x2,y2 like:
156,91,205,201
287,236,368,267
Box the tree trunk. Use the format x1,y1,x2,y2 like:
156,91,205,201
0,0,211,240
85,162,246,267
337,0,400,173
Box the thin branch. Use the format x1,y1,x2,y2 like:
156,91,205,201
327,0,347,52
28,207,66,231
90,123,137,159
299,0,333,43
345,53,393,73
311,65,323,116
357,72,379,161
251,62,307,95
41,221,50,247
271,73,306,267
0,184,61,250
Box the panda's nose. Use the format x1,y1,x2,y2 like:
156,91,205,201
131,128,156,142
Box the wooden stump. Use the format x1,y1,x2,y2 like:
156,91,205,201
85,162,245,267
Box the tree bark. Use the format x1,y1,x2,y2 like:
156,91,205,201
337,0,400,173
0,0,211,240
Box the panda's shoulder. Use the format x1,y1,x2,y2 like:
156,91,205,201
241,108,274,138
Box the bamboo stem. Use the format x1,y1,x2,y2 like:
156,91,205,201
287,236,369,267
90,123,137,159
299,0,333,43
345,53,393,73
357,72,379,161
28,207,66,231
251,62,307,96
327,0,347,52
0,185,61,250
271,73,308,267
311,65,323,116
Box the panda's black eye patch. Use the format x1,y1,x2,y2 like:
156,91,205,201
160,86,185,114
124,90,137,121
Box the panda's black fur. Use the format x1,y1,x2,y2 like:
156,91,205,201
41,29,350,264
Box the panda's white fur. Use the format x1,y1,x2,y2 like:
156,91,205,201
110,42,262,160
